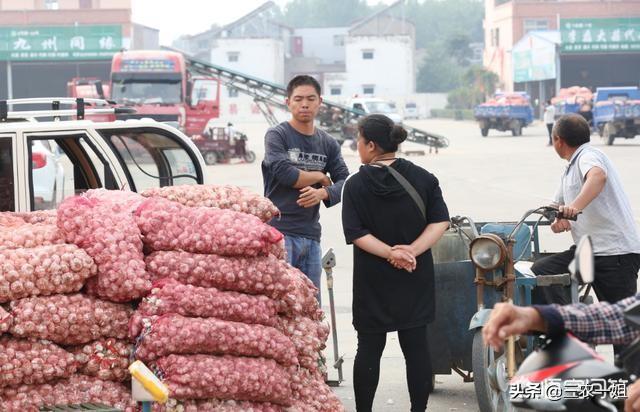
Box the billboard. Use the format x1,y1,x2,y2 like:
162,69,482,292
0,25,122,61
513,33,557,83
561,18,640,54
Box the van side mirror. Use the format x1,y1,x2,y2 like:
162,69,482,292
568,236,594,284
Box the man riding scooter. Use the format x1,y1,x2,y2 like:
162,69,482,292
531,115,640,353
483,293,640,411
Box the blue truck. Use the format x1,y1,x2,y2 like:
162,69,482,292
474,92,534,137
593,87,640,145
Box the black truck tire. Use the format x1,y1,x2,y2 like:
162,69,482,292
603,122,616,146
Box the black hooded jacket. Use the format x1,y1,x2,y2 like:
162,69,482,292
342,158,449,333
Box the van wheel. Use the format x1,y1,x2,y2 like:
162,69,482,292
481,127,489,137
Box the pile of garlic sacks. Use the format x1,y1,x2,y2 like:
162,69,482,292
0,208,136,411
0,185,344,412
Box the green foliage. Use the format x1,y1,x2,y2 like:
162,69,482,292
416,44,463,93
405,0,484,49
446,65,499,110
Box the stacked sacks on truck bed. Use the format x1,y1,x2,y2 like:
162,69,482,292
0,204,136,411
475,93,531,118
2,185,344,411
551,86,593,115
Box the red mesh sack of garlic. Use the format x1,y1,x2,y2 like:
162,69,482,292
0,375,136,412
0,214,28,227
10,294,133,345
153,398,285,412
57,189,151,302
133,278,279,330
278,316,330,371
145,251,320,319
70,338,132,382
134,197,283,256
0,224,65,249
289,367,345,412
0,337,77,388
0,244,96,303
142,184,280,223
155,354,293,405
7,210,57,225
134,314,297,365
1,305,12,333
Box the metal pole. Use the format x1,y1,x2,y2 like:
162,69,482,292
327,269,343,383
7,61,13,100
556,13,562,94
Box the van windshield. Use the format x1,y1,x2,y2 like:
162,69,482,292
365,101,395,114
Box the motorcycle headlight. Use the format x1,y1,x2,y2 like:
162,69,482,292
470,234,508,270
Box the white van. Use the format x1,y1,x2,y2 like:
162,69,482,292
0,98,210,213
349,98,403,124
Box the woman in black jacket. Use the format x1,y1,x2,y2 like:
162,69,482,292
342,114,450,412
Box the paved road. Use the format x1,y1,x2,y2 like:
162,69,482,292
208,118,640,411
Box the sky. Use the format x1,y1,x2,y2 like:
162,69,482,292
132,0,393,46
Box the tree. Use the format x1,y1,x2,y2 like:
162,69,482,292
447,33,473,66
446,65,499,109
463,66,499,100
416,45,463,93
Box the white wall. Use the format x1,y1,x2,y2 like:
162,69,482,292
293,27,348,65
343,35,415,98
210,38,285,122
210,38,284,84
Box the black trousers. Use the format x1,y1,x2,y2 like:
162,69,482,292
353,325,432,412
532,247,640,351
546,123,554,144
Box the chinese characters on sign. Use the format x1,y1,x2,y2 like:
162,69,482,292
510,378,629,401
561,18,640,53
0,26,122,61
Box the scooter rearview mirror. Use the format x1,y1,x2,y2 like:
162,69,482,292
568,236,594,284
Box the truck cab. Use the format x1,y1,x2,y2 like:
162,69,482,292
349,97,403,124
0,98,210,213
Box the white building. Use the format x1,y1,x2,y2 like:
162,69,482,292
323,5,416,102
174,0,426,119
211,38,285,84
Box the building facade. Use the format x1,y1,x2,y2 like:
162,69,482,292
176,0,416,108
0,0,158,99
483,0,640,93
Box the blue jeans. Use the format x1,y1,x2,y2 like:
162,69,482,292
284,235,322,303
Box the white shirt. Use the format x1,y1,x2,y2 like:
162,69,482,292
555,143,640,255
544,105,556,125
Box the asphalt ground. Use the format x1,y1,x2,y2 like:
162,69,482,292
208,118,640,411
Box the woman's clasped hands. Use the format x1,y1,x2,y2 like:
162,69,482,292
387,245,417,273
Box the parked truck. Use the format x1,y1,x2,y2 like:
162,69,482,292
593,86,640,145
552,86,593,117
474,92,534,137
111,50,221,136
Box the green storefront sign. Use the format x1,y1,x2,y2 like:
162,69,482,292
0,25,122,61
561,18,640,53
